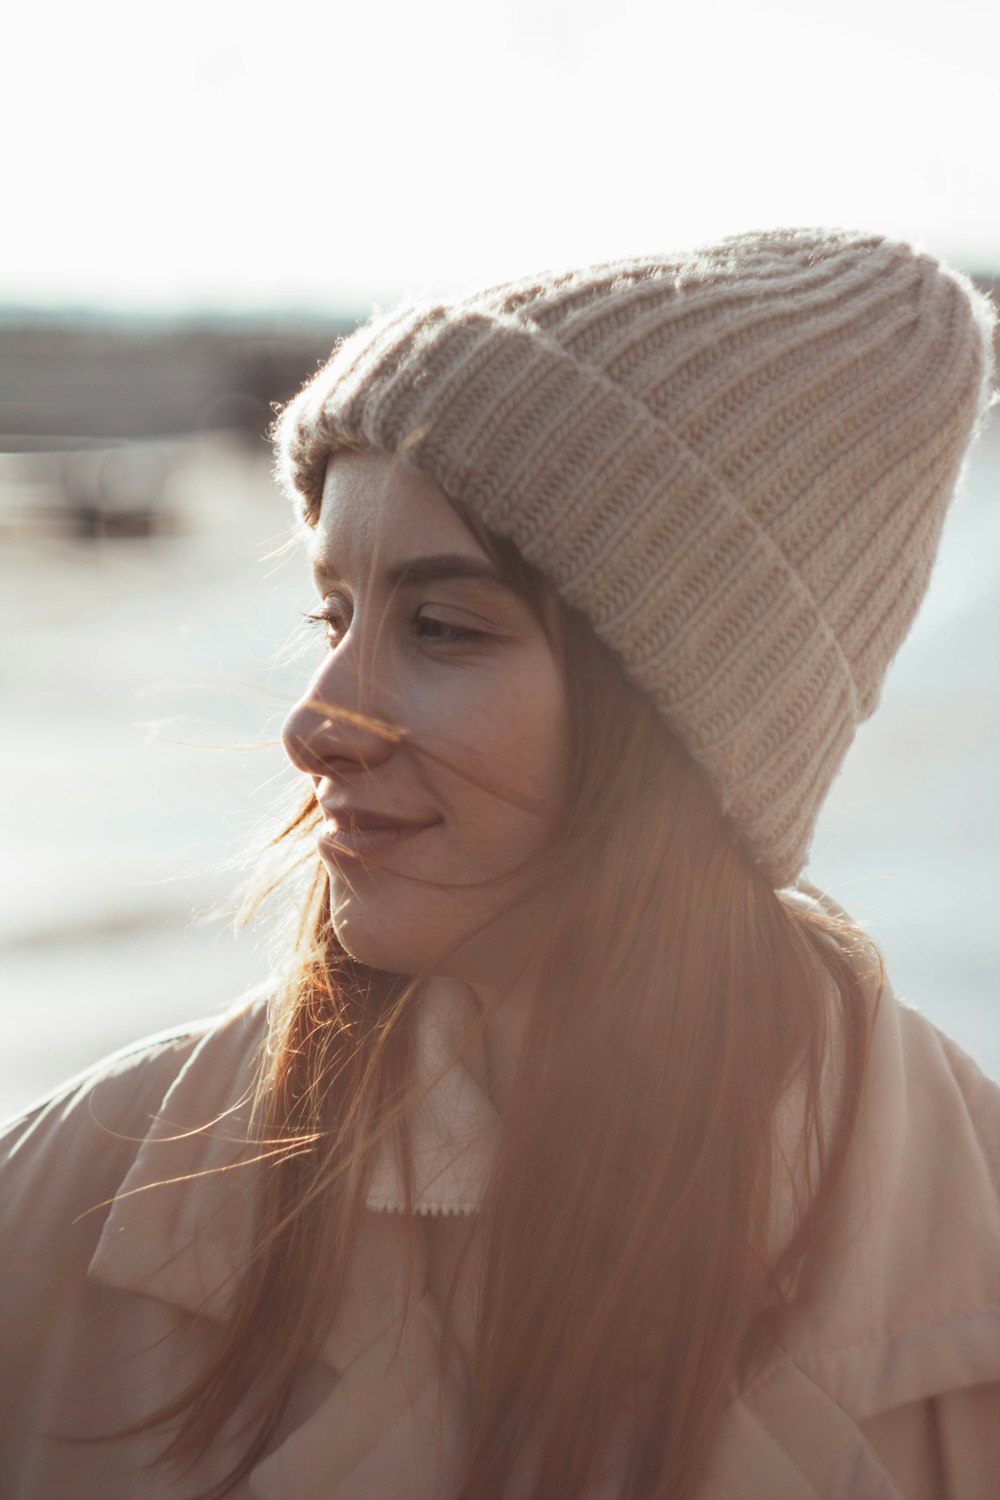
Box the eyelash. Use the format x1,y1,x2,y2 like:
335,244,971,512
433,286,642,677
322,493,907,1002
302,606,485,648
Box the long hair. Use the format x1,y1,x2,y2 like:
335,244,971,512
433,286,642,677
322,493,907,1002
141,479,877,1500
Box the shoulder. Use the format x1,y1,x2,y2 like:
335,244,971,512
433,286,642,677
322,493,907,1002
713,973,1000,1496
787,885,998,1223
781,972,1000,1411
0,993,271,1248
894,994,998,1148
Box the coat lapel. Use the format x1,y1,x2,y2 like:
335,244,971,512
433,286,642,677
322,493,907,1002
702,1354,908,1500
86,972,1000,1499
698,983,1000,1499
88,979,498,1318
87,979,494,1499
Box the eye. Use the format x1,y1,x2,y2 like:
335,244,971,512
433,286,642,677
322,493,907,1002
303,595,350,647
412,611,486,645
302,599,489,651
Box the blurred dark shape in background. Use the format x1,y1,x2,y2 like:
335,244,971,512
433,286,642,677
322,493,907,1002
2,279,998,540
0,308,355,538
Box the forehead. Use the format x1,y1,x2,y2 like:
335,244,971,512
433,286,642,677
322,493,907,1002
311,451,487,571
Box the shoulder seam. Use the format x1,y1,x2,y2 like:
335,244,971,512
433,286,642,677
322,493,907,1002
2,1016,220,1136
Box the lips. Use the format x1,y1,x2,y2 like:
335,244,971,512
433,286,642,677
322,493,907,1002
318,805,436,858
322,805,430,831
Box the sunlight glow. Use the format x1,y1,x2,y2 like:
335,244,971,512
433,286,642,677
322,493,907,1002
5,0,998,311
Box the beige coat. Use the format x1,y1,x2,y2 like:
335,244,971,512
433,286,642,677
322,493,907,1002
1,971,998,1499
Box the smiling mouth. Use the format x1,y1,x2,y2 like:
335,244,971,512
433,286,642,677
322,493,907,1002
318,821,434,858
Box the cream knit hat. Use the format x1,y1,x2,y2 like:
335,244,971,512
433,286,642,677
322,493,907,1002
276,228,996,885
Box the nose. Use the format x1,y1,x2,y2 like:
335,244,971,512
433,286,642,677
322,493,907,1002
282,650,404,780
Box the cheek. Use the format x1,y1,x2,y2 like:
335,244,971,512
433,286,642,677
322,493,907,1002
445,669,568,839
514,688,569,805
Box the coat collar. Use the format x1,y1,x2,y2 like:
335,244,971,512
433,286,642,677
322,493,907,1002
88,977,498,1323
87,971,1000,1499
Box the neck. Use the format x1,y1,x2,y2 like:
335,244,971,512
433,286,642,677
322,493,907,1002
443,962,534,1111
483,984,532,1109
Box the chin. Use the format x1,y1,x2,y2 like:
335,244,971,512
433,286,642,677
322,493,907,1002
331,900,454,980
325,871,518,989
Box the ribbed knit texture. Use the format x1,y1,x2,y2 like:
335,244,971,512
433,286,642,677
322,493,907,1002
276,229,996,884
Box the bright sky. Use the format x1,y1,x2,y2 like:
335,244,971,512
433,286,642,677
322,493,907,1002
6,0,999,313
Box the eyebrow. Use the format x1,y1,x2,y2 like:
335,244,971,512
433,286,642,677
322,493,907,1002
314,552,510,591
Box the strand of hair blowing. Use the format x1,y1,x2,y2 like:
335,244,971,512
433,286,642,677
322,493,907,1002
457,609,873,1500
142,575,872,1499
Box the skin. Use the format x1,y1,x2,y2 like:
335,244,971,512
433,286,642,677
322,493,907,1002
282,450,571,1028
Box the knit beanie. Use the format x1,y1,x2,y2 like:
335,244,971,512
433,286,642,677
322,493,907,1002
275,229,996,886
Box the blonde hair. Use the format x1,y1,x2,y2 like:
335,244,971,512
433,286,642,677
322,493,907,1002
140,486,877,1500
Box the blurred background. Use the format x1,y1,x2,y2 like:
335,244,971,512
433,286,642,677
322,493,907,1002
2,0,998,1116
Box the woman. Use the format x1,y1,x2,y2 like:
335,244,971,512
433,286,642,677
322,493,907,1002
1,228,998,1500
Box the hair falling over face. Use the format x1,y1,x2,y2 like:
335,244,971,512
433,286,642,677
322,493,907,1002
141,523,879,1500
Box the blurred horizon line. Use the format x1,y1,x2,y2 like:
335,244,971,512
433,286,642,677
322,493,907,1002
3,258,1000,332
0,299,372,333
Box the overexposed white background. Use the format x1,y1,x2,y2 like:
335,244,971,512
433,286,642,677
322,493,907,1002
5,0,1000,308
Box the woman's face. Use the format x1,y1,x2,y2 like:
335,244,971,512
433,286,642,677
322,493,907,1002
282,450,571,990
